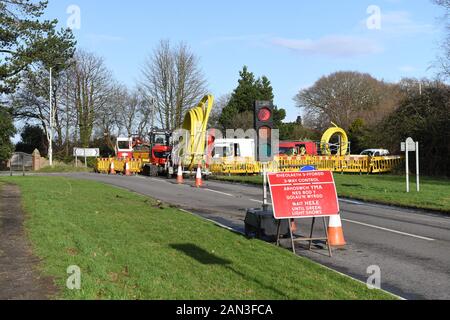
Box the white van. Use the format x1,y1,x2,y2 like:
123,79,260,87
212,139,256,160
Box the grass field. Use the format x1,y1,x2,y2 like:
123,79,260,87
37,164,93,173
210,174,450,213
0,176,394,300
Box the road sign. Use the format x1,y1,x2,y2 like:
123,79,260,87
73,148,100,157
401,137,416,152
268,170,339,219
401,137,420,193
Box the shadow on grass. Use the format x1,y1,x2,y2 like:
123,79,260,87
170,243,288,298
170,244,231,265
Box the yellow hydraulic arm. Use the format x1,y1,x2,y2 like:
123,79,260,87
181,95,214,170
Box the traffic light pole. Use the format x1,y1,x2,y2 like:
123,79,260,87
262,163,269,211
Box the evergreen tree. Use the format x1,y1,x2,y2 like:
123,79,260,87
0,108,16,162
0,0,76,96
218,66,286,130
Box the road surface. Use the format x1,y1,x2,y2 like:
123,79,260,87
52,173,450,299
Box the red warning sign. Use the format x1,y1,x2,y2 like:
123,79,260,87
268,171,339,219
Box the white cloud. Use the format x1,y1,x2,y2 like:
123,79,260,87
271,35,383,58
201,34,271,46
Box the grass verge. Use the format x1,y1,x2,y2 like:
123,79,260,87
209,174,450,213
37,164,93,173
0,176,394,300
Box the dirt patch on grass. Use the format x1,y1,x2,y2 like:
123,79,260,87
0,184,57,300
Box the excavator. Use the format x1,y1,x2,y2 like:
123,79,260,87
109,95,215,177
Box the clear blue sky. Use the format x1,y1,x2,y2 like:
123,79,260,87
45,0,446,122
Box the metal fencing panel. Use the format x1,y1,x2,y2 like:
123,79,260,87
10,152,33,174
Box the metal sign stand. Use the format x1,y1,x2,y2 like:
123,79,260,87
401,138,420,193
275,217,332,257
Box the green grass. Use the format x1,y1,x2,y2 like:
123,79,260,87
0,176,394,300
210,174,450,213
37,164,93,173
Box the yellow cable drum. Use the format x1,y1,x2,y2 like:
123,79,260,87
320,122,349,156
180,94,214,169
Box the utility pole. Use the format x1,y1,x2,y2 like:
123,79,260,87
49,67,53,166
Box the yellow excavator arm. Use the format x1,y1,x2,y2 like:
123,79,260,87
179,94,215,169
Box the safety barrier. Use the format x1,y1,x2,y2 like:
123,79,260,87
210,155,403,175
96,158,111,173
96,158,128,174
129,159,143,174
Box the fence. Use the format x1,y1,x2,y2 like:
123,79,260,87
210,155,403,175
9,152,33,175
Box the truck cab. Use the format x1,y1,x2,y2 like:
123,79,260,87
116,138,134,159
279,141,318,157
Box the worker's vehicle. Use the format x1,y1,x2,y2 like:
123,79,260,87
115,137,134,159
278,141,318,157
212,139,256,161
360,149,390,157
142,129,172,176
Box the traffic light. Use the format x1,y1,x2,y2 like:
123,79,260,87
254,101,274,161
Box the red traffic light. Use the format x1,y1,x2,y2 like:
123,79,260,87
257,107,272,122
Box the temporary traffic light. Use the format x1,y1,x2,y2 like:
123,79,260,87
254,101,274,161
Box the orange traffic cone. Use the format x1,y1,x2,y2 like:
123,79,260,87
110,160,116,175
177,164,184,184
125,160,131,176
195,163,202,188
328,214,346,247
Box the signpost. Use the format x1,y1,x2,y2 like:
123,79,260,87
401,138,420,193
268,170,340,257
73,148,100,168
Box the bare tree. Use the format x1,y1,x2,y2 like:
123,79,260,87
70,50,113,147
141,40,208,131
294,71,399,130
12,66,71,155
208,93,230,127
432,0,450,79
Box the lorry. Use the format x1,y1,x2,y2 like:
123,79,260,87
278,141,318,156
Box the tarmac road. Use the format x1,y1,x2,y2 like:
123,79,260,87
55,173,450,299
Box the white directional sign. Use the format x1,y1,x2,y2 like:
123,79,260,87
401,138,416,152
73,148,100,157
401,137,419,193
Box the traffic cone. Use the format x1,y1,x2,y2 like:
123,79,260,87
195,163,203,188
328,214,346,247
110,160,116,175
177,164,184,184
125,160,131,176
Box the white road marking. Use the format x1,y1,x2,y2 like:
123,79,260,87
342,218,435,241
204,189,234,197
339,198,364,205
249,199,272,205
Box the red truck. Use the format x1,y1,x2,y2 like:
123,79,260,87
278,141,318,157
